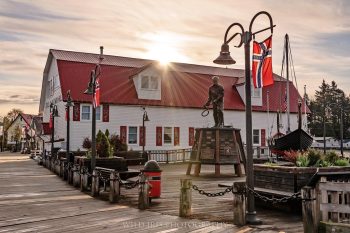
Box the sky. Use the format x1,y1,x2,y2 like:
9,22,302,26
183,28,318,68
0,0,349,116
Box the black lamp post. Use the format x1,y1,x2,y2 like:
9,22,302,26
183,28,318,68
142,107,150,153
50,103,59,156
84,46,104,170
213,11,274,224
65,90,74,160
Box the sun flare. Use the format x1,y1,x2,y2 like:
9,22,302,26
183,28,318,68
143,31,190,64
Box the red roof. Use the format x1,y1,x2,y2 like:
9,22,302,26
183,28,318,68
52,49,307,113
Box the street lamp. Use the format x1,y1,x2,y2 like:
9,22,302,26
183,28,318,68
84,46,104,170
213,11,274,224
65,90,74,160
50,103,59,156
142,107,150,153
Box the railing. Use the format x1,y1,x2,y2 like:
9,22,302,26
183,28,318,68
302,176,350,232
147,146,270,163
147,149,192,163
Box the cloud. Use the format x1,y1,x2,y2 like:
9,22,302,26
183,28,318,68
0,0,349,115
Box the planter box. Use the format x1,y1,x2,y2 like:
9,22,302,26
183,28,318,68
254,165,350,193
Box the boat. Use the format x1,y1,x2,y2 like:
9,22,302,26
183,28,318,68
269,34,313,155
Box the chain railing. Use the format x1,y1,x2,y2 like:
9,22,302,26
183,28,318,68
191,183,301,204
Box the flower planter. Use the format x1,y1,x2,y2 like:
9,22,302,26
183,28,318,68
254,164,350,193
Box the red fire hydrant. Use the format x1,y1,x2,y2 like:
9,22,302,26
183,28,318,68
141,160,162,199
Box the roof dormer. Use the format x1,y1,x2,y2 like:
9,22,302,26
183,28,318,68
130,63,162,100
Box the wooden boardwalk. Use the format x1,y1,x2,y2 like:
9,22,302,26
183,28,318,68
0,153,303,232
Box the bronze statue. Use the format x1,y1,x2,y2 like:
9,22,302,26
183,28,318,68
204,76,224,127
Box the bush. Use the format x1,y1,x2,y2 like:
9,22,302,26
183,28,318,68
334,159,350,166
325,151,339,164
110,134,127,152
296,154,310,167
82,137,91,149
306,149,322,166
97,133,111,158
283,150,300,164
105,129,110,138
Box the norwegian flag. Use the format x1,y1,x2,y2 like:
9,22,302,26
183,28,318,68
93,77,100,108
252,36,274,88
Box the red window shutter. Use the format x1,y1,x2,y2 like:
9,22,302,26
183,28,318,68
102,104,109,122
139,126,145,146
120,126,127,144
156,127,162,146
189,127,194,146
73,103,80,121
174,127,180,146
261,129,266,146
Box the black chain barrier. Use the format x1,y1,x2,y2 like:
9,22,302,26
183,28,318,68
192,183,301,204
245,185,301,204
192,184,234,197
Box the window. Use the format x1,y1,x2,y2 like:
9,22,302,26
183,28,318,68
141,76,158,90
150,76,158,89
253,129,260,145
128,126,137,144
81,105,91,120
164,127,172,144
81,105,101,121
141,76,149,89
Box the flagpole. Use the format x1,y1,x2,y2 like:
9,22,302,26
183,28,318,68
304,85,307,131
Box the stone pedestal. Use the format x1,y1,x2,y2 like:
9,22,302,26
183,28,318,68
186,127,245,176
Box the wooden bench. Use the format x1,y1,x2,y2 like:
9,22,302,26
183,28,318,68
114,151,147,166
78,157,139,192
91,166,141,203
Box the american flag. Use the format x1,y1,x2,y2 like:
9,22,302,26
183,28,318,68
93,77,100,108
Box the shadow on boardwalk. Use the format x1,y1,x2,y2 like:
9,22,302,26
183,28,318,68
0,153,302,233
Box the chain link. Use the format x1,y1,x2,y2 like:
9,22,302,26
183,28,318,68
192,185,233,197
123,180,140,189
245,185,301,204
192,183,301,203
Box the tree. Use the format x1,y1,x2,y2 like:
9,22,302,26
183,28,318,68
110,134,127,153
97,133,111,158
6,108,23,122
105,129,110,139
309,80,350,139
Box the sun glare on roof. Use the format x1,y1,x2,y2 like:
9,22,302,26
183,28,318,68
143,31,190,65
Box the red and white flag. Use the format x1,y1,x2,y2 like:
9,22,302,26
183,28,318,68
252,36,274,88
93,77,100,108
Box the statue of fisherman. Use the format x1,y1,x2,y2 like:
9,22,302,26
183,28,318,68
204,76,224,127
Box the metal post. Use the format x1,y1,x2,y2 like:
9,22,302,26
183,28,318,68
340,108,344,157
243,31,259,224
91,89,96,170
142,113,145,154
51,110,55,157
66,105,70,160
323,113,326,155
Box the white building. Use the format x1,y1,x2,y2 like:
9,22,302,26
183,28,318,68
39,49,306,153
6,113,38,151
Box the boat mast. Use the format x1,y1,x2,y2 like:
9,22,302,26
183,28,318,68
304,85,308,132
285,34,291,133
